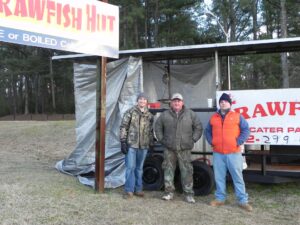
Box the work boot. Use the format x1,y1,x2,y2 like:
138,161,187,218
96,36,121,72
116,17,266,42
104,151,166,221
123,192,133,199
134,191,145,197
162,192,174,201
238,203,253,212
210,200,225,207
185,195,196,204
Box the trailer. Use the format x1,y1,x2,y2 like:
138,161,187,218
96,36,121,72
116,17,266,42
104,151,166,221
53,37,300,194
116,38,300,195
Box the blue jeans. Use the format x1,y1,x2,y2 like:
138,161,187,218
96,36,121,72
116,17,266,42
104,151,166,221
124,147,148,193
213,152,249,204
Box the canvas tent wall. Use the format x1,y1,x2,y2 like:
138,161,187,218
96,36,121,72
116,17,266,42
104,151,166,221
56,56,215,188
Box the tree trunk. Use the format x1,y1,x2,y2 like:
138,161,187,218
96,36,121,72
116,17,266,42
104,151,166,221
280,0,289,88
252,0,259,88
228,0,236,42
34,73,40,114
9,74,17,118
153,0,159,47
24,75,29,115
122,7,127,48
144,0,148,48
49,58,56,113
134,18,139,48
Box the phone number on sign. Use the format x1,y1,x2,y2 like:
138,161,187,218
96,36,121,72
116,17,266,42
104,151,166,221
246,134,300,145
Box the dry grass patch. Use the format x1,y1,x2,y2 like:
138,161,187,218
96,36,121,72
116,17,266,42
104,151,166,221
0,121,300,225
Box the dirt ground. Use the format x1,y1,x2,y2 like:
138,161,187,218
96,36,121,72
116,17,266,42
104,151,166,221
0,121,300,225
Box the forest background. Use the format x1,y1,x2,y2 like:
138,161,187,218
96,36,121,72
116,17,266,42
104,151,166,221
0,0,300,117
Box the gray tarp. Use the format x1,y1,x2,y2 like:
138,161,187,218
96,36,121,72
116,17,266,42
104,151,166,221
56,57,143,188
56,57,215,188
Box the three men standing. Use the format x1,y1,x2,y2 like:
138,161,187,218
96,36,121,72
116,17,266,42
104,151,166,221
120,91,252,211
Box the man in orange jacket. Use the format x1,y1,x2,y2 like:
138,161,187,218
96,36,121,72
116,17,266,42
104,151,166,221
205,93,252,212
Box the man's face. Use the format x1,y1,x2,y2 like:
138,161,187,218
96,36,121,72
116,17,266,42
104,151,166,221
219,100,231,111
137,97,147,108
170,99,184,112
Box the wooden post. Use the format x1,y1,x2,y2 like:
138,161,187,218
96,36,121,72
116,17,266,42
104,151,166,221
95,0,108,193
95,56,107,193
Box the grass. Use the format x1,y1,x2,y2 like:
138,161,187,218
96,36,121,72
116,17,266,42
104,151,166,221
0,121,300,225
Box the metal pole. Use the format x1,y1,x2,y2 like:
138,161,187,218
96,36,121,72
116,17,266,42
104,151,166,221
205,11,231,90
167,60,171,99
227,36,231,90
214,50,220,90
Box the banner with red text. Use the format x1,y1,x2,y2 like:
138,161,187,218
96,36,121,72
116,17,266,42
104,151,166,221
217,89,300,145
0,0,119,58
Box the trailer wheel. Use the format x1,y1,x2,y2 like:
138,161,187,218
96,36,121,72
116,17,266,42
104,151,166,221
143,155,164,190
192,160,215,196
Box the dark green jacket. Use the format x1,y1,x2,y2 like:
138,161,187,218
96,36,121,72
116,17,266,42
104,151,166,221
155,107,203,151
120,105,153,149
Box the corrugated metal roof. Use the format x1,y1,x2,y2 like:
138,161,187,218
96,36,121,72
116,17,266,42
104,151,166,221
52,37,300,61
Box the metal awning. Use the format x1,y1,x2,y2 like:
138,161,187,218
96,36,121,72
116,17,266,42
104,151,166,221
119,37,300,61
52,37,300,61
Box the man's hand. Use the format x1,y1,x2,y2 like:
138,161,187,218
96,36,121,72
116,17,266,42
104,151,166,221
148,143,154,154
121,141,128,154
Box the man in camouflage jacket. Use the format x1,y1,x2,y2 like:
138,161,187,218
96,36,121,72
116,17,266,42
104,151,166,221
155,93,203,203
120,93,153,199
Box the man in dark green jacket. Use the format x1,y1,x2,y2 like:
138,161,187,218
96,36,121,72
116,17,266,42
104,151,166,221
155,93,203,203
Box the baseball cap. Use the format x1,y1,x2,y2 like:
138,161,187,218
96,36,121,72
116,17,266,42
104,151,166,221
137,92,148,101
171,93,183,101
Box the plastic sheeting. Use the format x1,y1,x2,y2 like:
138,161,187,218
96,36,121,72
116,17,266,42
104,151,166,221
143,61,216,108
56,57,215,188
56,57,143,188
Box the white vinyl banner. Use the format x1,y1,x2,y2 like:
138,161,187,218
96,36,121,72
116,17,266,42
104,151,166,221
0,0,119,58
217,89,300,145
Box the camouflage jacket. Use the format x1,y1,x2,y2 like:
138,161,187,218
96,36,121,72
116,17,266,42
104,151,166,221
155,107,203,151
120,105,154,149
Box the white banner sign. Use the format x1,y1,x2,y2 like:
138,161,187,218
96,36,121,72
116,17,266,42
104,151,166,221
217,89,300,145
0,0,119,58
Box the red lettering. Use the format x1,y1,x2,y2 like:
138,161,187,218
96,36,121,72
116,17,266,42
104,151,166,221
14,0,27,17
250,127,284,133
288,127,300,133
246,134,255,143
86,4,96,32
252,104,268,118
256,128,263,132
63,4,70,27
47,0,55,23
267,102,287,116
56,2,62,24
250,127,256,132
28,0,45,20
71,7,82,30
289,102,300,116
107,15,115,31
277,127,283,132
234,107,250,119
0,0,12,16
